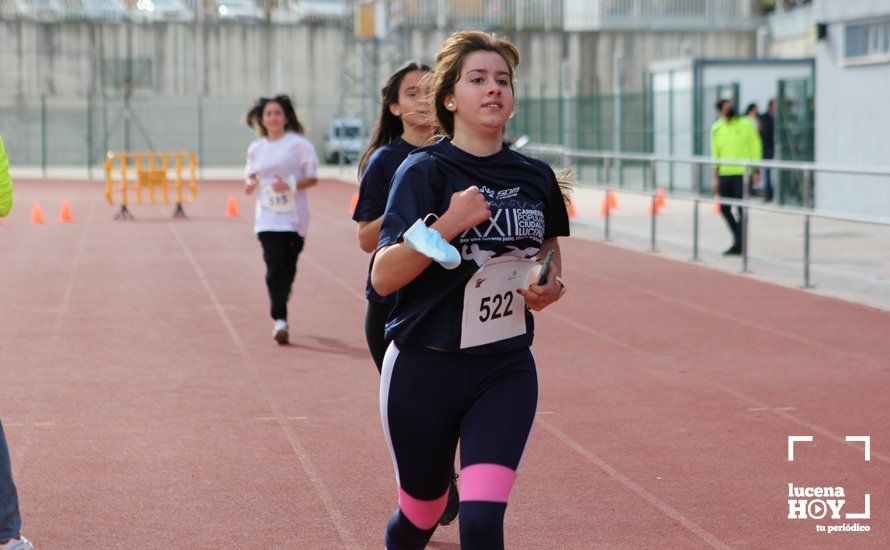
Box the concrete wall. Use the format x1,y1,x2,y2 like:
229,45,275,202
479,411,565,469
764,4,816,59
0,18,756,164
813,0,890,217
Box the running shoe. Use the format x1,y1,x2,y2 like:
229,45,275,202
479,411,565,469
439,472,460,525
272,319,289,344
0,537,34,550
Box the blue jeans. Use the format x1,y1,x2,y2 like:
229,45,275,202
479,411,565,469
0,420,22,541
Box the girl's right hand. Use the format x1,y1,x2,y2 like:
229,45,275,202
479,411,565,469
245,175,259,195
442,186,491,233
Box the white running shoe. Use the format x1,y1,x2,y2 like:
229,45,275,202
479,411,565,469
1,537,34,550
272,319,289,344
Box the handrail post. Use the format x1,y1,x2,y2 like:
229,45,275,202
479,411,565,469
604,157,611,186
802,169,812,209
742,169,750,272
604,188,611,242
649,159,657,252
603,157,612,241
803,214,812,287
692,198,700,261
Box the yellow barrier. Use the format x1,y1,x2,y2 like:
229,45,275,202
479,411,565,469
104,151,199,220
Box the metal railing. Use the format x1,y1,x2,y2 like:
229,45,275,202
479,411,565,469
520,143,890,288
389,0,562,31
563,0,759,31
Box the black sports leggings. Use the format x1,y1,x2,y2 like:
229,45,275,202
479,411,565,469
257,231,304,321
365,300,394,373
380,344,537,549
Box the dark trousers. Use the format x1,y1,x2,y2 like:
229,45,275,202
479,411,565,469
257,231,305,321
0,420,21,541
763,167,774,202
718,175,744,248
365,300,394,374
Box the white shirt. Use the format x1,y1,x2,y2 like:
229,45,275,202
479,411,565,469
245,132,319,236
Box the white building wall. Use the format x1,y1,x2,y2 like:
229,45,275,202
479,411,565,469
813,0,890,217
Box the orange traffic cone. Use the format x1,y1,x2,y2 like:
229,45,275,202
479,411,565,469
226,195,240,217
600,190,619,216
349,192,359,215
59,200,73,223
655,187,666,209
567,197,577,218
30,201,45,224
647,189,665,215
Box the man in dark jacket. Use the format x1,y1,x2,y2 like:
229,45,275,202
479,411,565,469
760,99,776,202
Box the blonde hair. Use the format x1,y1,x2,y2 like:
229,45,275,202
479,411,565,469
430,31,520,138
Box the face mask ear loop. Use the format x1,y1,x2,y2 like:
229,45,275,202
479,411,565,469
422,213,439,226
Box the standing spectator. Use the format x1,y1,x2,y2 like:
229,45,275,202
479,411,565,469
745,103,761,131
760,99,776,202
711,99,762,256
0,134,11,217
0,134,34,550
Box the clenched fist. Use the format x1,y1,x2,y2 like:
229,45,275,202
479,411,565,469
442,186,492,233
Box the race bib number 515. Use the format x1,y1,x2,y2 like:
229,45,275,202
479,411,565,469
261,184,296,213
460,256,538,349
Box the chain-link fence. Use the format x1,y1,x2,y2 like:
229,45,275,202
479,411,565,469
510,82,815,205
0,95,293,176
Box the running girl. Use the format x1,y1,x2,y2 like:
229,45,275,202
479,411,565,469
372,31,570,549
244,95,320,344
354,61,433,372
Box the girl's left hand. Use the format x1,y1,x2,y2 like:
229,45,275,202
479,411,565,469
517,271,563,312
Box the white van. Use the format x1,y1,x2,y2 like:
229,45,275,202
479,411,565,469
323,118,365,164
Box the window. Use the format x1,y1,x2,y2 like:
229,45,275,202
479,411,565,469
102,59,153,89
845,19,890,65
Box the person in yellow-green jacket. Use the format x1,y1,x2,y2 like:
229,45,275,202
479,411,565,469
711,99,762,255
0,135,34,550
0,134,12,218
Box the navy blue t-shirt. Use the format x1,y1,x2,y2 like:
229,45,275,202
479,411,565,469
377,138,570,354
353,137,418,304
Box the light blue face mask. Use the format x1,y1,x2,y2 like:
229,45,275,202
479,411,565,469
403,214,462,270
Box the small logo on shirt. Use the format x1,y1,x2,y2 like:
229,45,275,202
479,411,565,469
496,187,521,200
475,185,520,201
475,278,487,288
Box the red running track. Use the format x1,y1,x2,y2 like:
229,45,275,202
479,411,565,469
1,179,888,549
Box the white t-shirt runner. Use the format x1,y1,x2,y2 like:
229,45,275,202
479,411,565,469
245,132,319,237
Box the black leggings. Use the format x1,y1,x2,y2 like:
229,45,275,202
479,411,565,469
257,231,305,321
365,300,394,373
380,344,537,549
717,176,745,247
718,175,745,248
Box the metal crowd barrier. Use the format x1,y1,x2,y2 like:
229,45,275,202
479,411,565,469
519,143,890,288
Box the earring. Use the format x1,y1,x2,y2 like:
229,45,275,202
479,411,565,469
447,103,455,109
